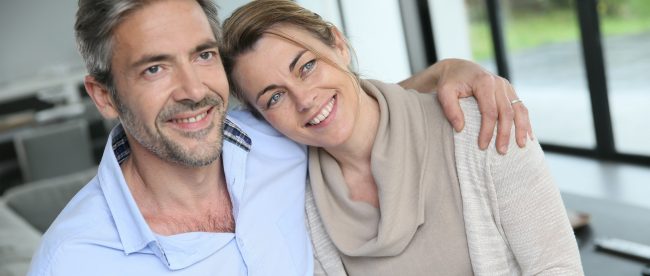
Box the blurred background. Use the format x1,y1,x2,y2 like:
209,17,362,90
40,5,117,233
0,0,648,275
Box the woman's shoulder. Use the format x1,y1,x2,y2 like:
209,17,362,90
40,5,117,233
364,78,446,119
365,79,427,99
454,97,547,179
453,98,484,154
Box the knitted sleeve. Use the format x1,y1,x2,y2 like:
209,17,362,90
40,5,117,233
455,98,584,275
305,183,348,276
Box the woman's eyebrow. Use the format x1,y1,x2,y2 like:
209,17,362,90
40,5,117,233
289,50,308,72
256,84,281,103
255,49,309,103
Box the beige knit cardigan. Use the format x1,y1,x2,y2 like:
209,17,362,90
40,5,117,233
305,80,584,275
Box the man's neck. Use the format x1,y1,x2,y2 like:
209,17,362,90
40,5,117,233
121,140,234,235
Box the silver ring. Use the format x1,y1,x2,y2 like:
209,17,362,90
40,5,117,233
510,99,523,105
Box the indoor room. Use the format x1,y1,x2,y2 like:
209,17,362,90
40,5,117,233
1,0,649,275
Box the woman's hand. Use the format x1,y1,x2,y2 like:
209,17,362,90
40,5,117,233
399,58,533,154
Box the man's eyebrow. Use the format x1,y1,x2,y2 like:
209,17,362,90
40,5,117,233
289,50,307,72
129,40,219,70
130,54,172,70
193,40,220,54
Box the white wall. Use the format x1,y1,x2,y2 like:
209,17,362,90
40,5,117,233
215,0,248,20
295,1,344,40
428,0,473,59
0,1,82,85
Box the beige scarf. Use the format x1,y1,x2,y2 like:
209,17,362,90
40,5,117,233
309,79,472,275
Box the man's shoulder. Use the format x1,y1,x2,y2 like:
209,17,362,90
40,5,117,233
28,235,129,276
227,108,307,158
48,177,112,230
227,108,285,138
29,179,123,275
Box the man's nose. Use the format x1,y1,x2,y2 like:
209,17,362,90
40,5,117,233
174,65,208,102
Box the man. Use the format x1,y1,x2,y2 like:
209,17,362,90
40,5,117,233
28,0,529,275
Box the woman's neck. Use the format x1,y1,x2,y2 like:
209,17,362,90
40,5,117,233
324,88,379,167
323,87,381,207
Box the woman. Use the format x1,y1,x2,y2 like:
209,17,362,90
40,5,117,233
222,1,583,275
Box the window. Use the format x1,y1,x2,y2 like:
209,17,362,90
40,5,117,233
466,0,650,164
599,0,650,155
467,0,596,148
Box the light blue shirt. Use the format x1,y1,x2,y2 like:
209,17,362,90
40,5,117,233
27,111,312,275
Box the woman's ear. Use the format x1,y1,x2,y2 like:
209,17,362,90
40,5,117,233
330,27,351,66
84,75,120,120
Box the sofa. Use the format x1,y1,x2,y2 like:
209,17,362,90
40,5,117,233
0,168,96,276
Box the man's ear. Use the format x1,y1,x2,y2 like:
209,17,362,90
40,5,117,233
330,27,351,67
84,75,120,119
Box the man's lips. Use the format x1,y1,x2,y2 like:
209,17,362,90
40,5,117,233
166,106,214,128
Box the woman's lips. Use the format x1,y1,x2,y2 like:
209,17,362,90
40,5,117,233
306,96,336,127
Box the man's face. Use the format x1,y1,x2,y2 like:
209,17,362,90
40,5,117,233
108,0,229,167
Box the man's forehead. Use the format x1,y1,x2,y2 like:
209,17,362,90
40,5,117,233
112,0,217,61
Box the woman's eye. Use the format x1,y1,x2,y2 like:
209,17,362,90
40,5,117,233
300,59,316,77
267,92,284,108
144,65,161,75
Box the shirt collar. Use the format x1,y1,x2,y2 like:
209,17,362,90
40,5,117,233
97,124,154,255
96,117,251,266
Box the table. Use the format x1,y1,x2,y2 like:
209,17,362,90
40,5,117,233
562,193,650,275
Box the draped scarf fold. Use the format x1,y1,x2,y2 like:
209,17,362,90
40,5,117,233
309,79,434,257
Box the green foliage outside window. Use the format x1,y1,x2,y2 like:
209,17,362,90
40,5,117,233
467,0,650,60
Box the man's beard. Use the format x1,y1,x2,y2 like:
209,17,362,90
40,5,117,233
116,95,226,168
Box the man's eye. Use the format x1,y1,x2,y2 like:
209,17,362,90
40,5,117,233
267,92,284,108
199,51,214,60
145,65,161,75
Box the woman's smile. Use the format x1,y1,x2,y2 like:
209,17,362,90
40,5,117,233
307,95,337,127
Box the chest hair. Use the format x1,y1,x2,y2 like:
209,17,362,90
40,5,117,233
145,205,235,235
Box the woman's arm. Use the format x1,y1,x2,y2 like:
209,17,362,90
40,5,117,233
455,98,583,275
489,130,583,275
399,58,532,155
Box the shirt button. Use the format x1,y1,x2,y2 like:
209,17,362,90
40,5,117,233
237,237,245,248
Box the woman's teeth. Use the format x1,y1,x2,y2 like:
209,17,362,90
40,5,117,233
172,111,207,124
309,97,335,125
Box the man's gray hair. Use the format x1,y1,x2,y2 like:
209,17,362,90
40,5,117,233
74,0,221,99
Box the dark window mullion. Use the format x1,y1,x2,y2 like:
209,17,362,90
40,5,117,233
397,0,437,74
485,0,510,80
415,0,437,64
575,0,616,158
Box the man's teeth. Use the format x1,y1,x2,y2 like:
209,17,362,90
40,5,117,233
172,111,207,124
309,98,335,125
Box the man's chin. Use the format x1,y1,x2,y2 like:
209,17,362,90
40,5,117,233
175,155,220,168
163,147,221,168
150,130,222,168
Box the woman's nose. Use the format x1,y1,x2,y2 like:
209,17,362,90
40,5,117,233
294,90,318,113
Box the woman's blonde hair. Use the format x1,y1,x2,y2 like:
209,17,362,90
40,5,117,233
221,0,358,116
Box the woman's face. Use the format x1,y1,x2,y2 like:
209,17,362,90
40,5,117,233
232,24,360,148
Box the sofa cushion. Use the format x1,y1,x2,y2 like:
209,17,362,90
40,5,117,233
3,168,96,233
0,201,41,276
